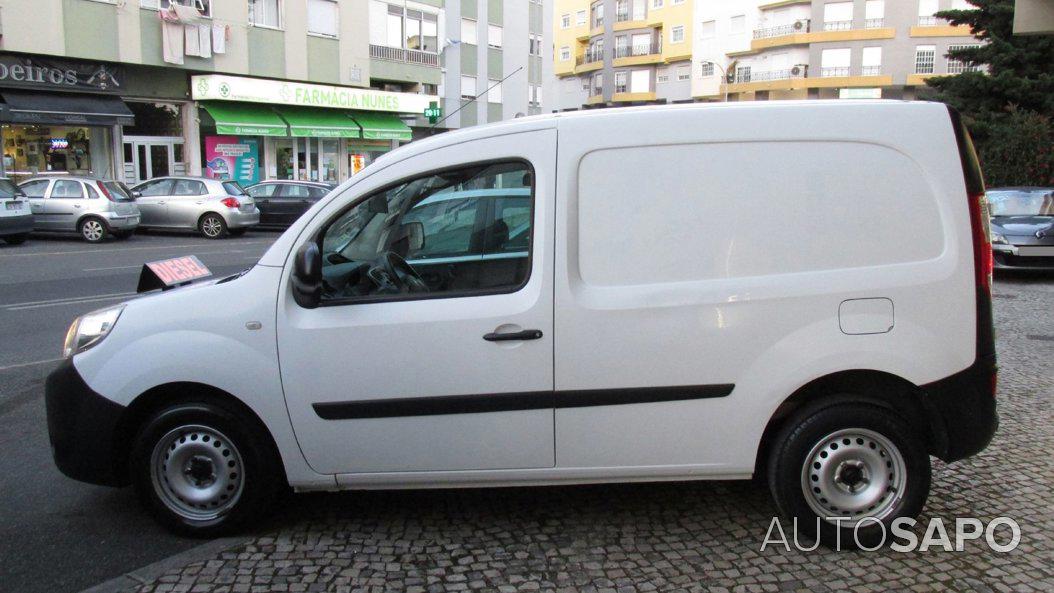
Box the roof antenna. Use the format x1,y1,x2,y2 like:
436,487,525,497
431,66,524,129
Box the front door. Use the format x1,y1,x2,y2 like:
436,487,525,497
125,138,183,185
20,179,52,229
45,179,87,231
167,178,209,229
133,178,173,226
276,129,556,476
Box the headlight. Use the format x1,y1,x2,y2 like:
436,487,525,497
991,233,1009,245
63,305,124,358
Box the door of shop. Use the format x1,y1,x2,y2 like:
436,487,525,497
123,137,185,185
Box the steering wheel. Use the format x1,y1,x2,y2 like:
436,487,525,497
367,251,428,293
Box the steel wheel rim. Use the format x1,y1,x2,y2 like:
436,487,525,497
150,424,245,521
801,428,907,525
202,217,222,237
82,220,104,241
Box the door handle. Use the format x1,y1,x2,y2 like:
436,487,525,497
483,329,543,342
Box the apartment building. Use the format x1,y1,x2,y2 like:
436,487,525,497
0,0,549,187
553,0,696,110
692,0,981,101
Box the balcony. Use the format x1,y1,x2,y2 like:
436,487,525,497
820,66,850,77
614,42,661,59
918,15,939,26
735,66,808,83
864,18,884,28
823,20,852,31
577,49,606,65
861,65,882,76
753,20,810,39
369,44,439,67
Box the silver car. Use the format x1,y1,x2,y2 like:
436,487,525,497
131,176,260,239
19,176,141,243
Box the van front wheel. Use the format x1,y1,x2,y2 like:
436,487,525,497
130,401,282,537
767,401,930,550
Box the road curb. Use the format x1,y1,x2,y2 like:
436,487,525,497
78,536,249,593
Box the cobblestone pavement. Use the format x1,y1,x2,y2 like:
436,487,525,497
130,274,1054,593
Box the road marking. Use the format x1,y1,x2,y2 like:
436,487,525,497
0,240,272,259
82,264,142,272
0,357,64,372
2,291,137,311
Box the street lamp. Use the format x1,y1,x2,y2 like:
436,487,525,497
702,60,729,103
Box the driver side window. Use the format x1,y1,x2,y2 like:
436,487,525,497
318,161,534,303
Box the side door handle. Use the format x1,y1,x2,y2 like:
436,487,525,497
483,329,543,342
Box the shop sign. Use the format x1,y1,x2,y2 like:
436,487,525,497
205,136,260,186
0,54,123,94
192,74,437,115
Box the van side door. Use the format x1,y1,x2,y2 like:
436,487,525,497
275,129,557,477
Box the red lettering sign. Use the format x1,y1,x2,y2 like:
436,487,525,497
145,256,211,287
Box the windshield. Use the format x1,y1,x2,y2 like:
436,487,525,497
103,181,135,202
0,179,25,198
987,189,1054,216
222,181,248,196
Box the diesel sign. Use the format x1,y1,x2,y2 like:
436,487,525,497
0,54,123,93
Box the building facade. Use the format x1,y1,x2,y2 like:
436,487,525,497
0,0,549,187
552,0,982,110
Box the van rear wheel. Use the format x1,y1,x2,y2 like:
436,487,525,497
130,401,283,537
767,401,930,549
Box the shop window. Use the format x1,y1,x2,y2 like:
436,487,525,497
123,103,183,137
249,0,282,29
308,0,339,38
2,125,102,182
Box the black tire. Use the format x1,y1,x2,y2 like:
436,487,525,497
79,217,109,243
198,213,228,239
3,233,28,245
767,400,930,550
228,228,248,237
130,401,284,537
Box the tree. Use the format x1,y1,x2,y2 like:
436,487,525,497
923,0,1054,185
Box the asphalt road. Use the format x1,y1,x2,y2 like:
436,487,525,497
0,229,278,593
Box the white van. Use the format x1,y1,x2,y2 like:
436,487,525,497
45,101,997,547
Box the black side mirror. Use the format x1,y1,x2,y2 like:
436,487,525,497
292,242,322,309
132,190,142,199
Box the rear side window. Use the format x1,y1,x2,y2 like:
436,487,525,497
172,179,207,196
104,181,135,202
20,179,50,198
281,184,312,198
308,186,329,199
51,180,85,199
85,183,101,200
222,181,247,196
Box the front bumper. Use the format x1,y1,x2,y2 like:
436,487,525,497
225,207,260,229
0,212,34,236
992,245,1054,270
45,359,129,487
920,355,999,463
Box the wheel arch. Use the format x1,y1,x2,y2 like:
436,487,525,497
754,369,944,477
77,213,110,232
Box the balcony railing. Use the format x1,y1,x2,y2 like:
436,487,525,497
614,42,661,58
861,65,882,76
616,10,631,22
864,18,884,28
577,49,606,65
734,66,807,83
820,66,850,77
918,15,939,26
369,44,439,67
753,20,810,39
823,20,852,31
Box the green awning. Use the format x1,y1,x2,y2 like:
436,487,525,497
199,102,288,137
275,106,362,138
350,111,412,141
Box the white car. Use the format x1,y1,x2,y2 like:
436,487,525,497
0,177,33,245
46,101,997,547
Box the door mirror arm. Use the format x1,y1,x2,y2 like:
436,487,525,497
292,242,323,309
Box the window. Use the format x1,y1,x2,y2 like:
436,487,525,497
20,179,50,198
51,180,85,199
864,0,884,28
461,75,477,98
616,0,630,22
591,2,605,28
700,61,714,77
656,68,670,83
308,0,338,37
461,18,478,45
735,65,751,83
633,0,645,20
529,34,542,56
823,2,853,31
136,179,174,196
631,69,651,92
392,8,439,52
249,0,281,28
247,184,279,198
561,13,571,29
700,20,716,39
223,181,247,196
488,24,503,48
673,0,685,4
172,179,207,196
318,161,534,302
915,45,936,74
671,25,685,43
947,44,982,73
676,65,690,81
862,46,882,75
820,47,851,77
576,10,587,26
918,0,939,25
488,80,502,103
652,0,663,8
615,71,629,93
560,46,571,61
141,0,211,17
730,15,745,34
592,72,604,96
85,184,101,200
615,35,630,58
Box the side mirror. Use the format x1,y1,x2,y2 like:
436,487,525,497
131,190,142,199
291,242,322,309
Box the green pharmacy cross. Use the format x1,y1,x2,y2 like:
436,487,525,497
424,102,442,125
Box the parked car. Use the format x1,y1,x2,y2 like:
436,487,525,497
987,187,1054,270
131,176,260,239
245,180,335,229
18,176,140,243
0,177,33,245
45,102,997,548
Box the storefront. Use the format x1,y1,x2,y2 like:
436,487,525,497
0,54,132,183
191,75,434,186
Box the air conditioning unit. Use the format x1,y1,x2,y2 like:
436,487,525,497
793,19,807,31
791,64,807,76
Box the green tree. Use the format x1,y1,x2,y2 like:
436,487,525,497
924,0,1054,185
